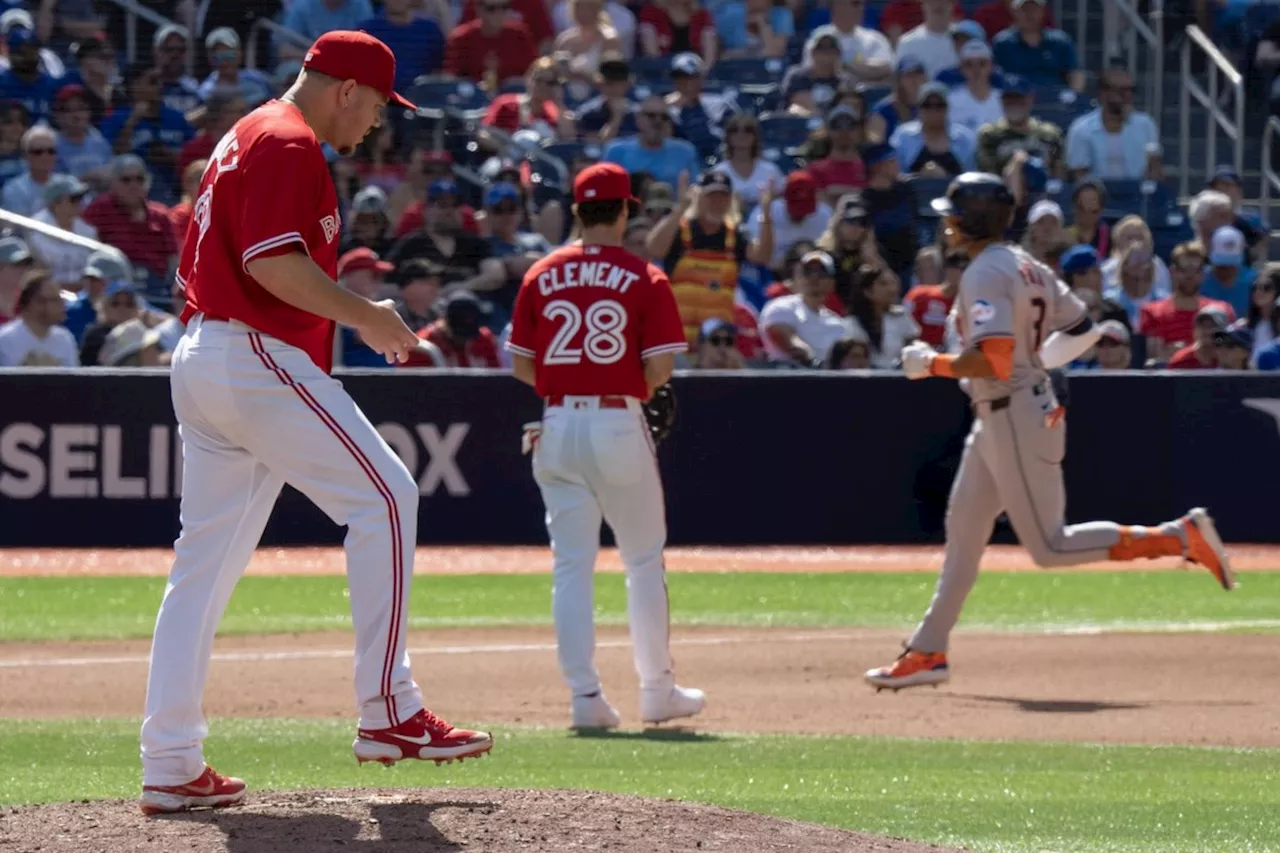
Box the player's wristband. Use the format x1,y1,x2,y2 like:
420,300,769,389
928,354,957,378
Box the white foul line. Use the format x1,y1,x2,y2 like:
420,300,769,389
0,631,863,671
1,619,1277,671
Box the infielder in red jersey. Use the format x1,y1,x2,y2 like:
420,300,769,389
506,163,707,729
139,31,491,818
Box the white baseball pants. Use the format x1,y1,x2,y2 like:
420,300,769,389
141,316,423,786
532,396,675,698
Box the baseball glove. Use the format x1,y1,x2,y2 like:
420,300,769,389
643,383,677,446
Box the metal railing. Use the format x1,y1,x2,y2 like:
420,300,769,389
1261,117,1280,239
0,209,121,257
100,0,189,72
1108,0,1164,119
1179,25,1245,199
245,18,312,72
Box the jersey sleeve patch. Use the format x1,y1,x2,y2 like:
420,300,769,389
969,299,996,327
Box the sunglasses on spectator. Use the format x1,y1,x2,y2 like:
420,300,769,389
27,147,56,156
706,334,735,347
920,100,947,110
432,199,459,208
1096,338,1124,348
641,111,670,122
108,297,136,308
1077,205,1102,215
1173,260,1204,272
481,3,509,11
1107,84,1136,94
1259,281,1277,292
118,173,147,183
645,205,673,218
727,124,755,134
492,203,521,214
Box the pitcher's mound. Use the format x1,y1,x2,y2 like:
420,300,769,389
3,788,964,852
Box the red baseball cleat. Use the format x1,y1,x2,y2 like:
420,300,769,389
1183,508,1235,591
864,649,950,692
353,708,493,766
139,765,246,816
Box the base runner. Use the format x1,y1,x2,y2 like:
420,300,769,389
139,32,491,817
506,162,706,729
865,173,1234,692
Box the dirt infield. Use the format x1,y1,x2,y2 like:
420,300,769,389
2,624,1276,748
0,789,962,853
4,543,1280,576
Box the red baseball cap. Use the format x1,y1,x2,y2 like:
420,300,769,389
784,170,818,219
573,162,639,205
303,30,416,110
338,247,393,278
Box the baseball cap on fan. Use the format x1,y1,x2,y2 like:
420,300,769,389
302,30,416,110
573,162,640,205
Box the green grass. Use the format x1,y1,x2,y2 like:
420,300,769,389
1,718,1276,853
0,571,1275,642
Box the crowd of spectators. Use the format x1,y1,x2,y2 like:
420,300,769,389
0,0,1276,373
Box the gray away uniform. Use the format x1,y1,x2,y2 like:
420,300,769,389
907,242,1185,653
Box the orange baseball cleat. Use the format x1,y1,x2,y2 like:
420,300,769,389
1183,508,1235,591
865,649,950,692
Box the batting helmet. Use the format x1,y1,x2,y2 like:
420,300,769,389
930,172,1016,241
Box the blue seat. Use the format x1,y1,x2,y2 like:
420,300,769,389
541,140,604,171
759,113,818,150
707,58,788,87
1031,100,1092,131
1101,179,1178,221
858,84,891,107
498,78,527,96
632,57,673,84
406,76,490,113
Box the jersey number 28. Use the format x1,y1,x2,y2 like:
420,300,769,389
543,299,628,365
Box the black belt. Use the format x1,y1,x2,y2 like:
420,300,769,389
979,382,1045,414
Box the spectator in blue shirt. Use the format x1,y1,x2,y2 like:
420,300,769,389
1064,67,1161,181
199,28,274,108
576,54,638,142
865,56,926,143
359,0,445,91
603,94,701,188
1201,225,1257,319
151,24,202,116
0,27,61,124
53,84,113,188
717,0,794,58
1207,167,1267,264
279,0,376,61
0,100,29,189
991,0,1082,91
890,81,977,177
100,63,195,188
665,52,737,161
779,28,854,117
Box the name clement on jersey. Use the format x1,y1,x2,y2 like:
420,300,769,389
536,261,642,296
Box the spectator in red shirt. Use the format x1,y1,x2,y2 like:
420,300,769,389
393,149,481,238
904,246,962,348
167,156,205,244
444,0,538,85
1140,241,1233,362
177,88,245,180
973,0,1055,40
82,155,177,285
808,105,868,204
1166,303,1230,369
482,57,575,141
639,0,717,66
459,0,554,50
411,290,502,367
878,0,964,46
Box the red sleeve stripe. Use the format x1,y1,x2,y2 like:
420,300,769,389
241,232,308,269
174,271,186,287
504,341,535,356
641,341,688,357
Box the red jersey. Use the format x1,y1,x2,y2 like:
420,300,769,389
177,100,342,373
903,284,955,348
807,157,867,193
483,94,562,135
403,321,502,368
459,0,553,45
179,131,215,181
443,21,537,83
1138,297,1234,352
1166,344,1215,369
507,243,686,400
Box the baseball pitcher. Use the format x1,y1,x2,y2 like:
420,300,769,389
866,173,1234,692
506,162,706,729
139,32,492,817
